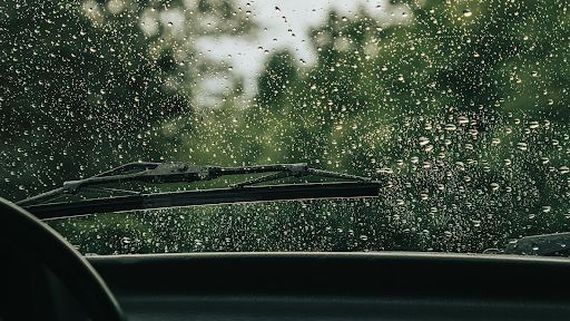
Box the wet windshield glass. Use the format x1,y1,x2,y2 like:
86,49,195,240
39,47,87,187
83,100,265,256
1,0,568,255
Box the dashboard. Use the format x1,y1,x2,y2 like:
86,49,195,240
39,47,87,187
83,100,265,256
88,252,570,321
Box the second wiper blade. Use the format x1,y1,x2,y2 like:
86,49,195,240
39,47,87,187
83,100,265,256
504,232,570,256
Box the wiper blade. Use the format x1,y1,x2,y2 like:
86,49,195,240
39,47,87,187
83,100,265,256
22,182,380,220
503,232,570,257
17,162,382,220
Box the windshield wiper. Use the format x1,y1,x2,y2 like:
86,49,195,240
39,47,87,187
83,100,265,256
502,232,570,257
17,162,382,220
483,232,570,257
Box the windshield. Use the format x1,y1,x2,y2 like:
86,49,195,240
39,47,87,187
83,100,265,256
1,0,568,255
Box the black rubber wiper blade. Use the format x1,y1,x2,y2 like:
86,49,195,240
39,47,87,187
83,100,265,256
17,162,382,220
24,182,381,220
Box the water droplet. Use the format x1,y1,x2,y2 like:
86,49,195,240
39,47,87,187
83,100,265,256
419,137,430,146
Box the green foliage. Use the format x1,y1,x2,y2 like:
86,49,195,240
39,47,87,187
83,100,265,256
163,0,568,253
1,0,186,200
0,0,254,200
2,0,568,254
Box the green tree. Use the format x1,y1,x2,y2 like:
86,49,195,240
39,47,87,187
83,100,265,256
21,0,568,255
170,0,568,252
0,0,253,201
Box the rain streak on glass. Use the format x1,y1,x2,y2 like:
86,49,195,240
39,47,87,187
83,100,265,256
0,0,568,255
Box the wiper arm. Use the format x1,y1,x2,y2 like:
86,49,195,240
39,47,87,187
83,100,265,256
17,162,382,220
16,162,163,206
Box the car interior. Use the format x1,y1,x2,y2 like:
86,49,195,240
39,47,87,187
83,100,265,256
1,0,567,320
2,197,570,321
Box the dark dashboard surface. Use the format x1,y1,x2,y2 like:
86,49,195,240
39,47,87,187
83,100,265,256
88,252,570,320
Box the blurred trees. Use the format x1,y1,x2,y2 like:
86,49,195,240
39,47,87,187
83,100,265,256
0,0,253,200
169,0,568,252
1,0,568,253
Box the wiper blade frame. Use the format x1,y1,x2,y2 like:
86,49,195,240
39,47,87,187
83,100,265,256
17,162,382,219
24,182,381,220
18,162,373,206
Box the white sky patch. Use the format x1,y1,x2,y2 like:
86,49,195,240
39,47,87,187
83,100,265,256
160,9,186,37
193,0,405,101
140,9,159,37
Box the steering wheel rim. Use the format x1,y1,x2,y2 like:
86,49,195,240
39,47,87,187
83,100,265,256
0,197,125,321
